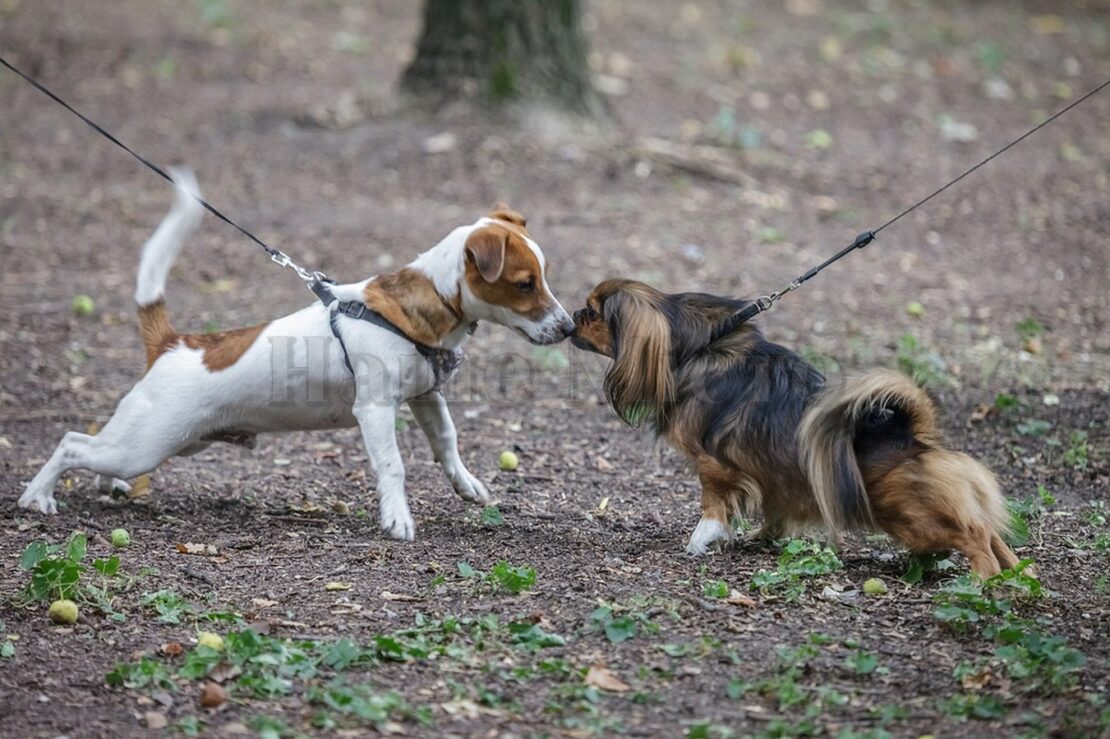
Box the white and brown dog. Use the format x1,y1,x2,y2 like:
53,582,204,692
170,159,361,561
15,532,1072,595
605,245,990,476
18,169,574,540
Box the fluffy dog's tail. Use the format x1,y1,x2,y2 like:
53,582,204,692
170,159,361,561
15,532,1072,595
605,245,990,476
799,369,942,530
135,168,203,367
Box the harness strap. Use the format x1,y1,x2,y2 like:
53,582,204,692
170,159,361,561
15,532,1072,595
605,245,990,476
311,279,469,388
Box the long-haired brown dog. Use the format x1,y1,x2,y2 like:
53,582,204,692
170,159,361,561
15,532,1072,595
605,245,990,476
571,279,1018,577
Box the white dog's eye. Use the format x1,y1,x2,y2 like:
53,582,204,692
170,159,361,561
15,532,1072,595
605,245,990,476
516,278,535,293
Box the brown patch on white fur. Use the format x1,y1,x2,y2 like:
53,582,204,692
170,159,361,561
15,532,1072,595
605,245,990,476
138,300,177,368
184,324,269,372
489,203,527,230
137,299,268,372
363,268,466,346
463,223,554,321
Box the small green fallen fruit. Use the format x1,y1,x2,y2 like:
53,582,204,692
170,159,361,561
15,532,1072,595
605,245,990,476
49,599,79,625
863,577,889,596
905,301,925,318
71,294,95,317
498,450,519,471
197,631,224,651
110,528,131,548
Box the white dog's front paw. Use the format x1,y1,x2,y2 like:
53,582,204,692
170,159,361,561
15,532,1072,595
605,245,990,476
685,517,731,556
18,485,58,514
451,469,490,504
380,497,415,542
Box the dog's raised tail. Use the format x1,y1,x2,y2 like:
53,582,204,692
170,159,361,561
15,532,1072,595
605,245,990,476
799,369,940,531
135,168,203,367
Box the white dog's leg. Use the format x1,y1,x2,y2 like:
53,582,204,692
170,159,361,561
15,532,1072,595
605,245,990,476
354,402,413,541
408,392,490,505
20,388,191,514
685,517,732,556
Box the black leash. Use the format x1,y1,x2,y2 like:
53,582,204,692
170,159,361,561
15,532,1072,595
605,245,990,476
0,53,476,382
0,54,322,285
709,76,1110,343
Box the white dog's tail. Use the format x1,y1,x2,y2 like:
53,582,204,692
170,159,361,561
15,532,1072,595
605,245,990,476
135,168,203,367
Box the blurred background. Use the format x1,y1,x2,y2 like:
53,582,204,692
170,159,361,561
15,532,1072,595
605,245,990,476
2,1,1108,400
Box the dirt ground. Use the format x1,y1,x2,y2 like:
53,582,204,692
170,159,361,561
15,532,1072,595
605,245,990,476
1,1,1108,737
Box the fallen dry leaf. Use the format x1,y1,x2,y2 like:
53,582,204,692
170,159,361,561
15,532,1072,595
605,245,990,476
160,641,184,657
251,598,278,609
584,664,630,692
176,542,218,556
961,666,993,690
726,590,757,608
199,681,228,708
325,581,352,591
594,456,614,472
128,474,151,499
381,591,420,602
143,711,168,730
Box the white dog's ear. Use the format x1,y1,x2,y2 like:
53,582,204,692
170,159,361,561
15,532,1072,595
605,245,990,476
465,227,507,283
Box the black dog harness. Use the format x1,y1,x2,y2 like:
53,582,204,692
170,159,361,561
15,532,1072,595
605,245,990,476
310,279,473,389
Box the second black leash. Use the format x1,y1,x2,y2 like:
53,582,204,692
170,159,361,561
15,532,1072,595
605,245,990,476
709,76,1110,343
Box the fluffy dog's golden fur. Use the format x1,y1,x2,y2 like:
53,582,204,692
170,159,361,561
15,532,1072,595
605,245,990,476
572,279,1018,577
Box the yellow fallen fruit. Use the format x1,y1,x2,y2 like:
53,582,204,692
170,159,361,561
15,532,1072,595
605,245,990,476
49,599,79,625
196,631,224,651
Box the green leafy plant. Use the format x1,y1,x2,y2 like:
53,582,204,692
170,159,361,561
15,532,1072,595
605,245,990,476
1006,485,1055,547
934,564,1084,695
486,561,536,594
750,539,842,600
1062,430,1089,469
702,580,729,599
142,589,193,624
895,333,955,388
17,533,125,616
480,505,504,527
902,551,956,584
1016,418,1051,437
1015,317,1044,342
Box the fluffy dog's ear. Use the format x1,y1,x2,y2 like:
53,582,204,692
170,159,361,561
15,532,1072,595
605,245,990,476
465,227,508,282
603,289,673,427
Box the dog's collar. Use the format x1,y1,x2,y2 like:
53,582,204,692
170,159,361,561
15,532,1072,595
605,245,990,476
311,279,475,388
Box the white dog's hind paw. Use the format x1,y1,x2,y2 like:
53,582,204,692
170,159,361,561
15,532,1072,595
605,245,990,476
18,486,58,514
685,517,732,556
451,469,491,504
95,475,131,495
380,497,415,542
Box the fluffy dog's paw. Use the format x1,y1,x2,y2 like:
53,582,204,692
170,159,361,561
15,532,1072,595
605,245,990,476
685,517,731,556
451,470,491,504
380,497,415,542
18,485,57,514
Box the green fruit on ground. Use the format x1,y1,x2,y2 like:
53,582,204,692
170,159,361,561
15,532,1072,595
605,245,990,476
110,528,131,548
71,294,95,317
49,599,79,625
197,631,224,651
498,450,519,471
863,577,889,595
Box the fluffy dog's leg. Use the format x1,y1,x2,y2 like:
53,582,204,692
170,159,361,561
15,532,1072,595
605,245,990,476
355,402,413,541
408,391,490,504
686,459,736,555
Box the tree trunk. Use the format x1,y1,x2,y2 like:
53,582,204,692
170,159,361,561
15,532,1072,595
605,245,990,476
401,0,604,116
